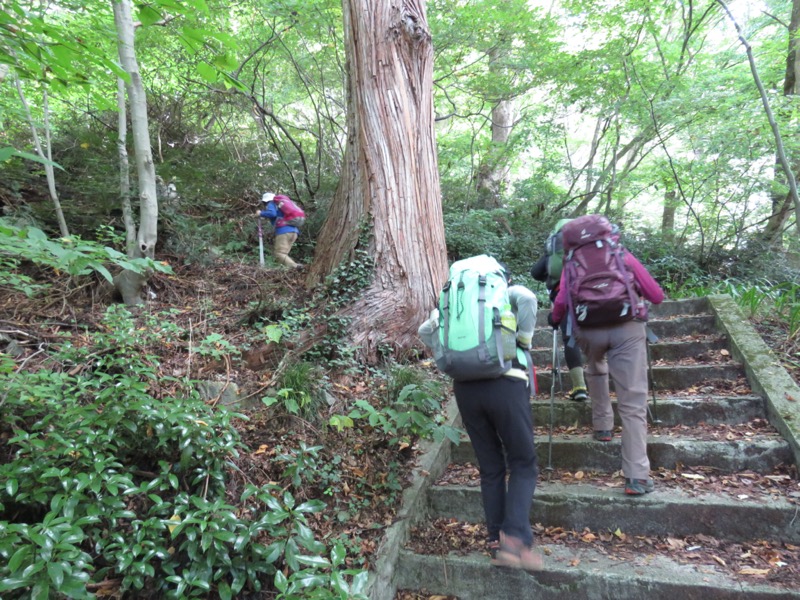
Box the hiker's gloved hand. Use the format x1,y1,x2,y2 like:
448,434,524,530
255,211,262,217
516,334,531,351
547,312,558,329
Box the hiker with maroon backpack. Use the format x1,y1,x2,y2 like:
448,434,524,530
256,192,306,268
548,214,664,496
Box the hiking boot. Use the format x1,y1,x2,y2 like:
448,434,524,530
491,532,544,572
625,478,655,495
593,430,613,442
568,387,588,402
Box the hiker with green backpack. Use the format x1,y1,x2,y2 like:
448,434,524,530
418,255,543,572
530,218,589,402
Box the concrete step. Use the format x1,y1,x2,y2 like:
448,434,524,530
395,544,800,600
534,298,712,328
531,315,717,346
384,293,800,600
529,336,729,365
529,394,765,427
649,296,712,317
426,481,800,543
450,432,792,473
535,363,746,392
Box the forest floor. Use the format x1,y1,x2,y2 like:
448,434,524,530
0,256,429,585
2,256,800,596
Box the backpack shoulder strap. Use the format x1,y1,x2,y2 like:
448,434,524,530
611,244,643,317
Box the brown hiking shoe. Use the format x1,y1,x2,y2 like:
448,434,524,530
593,430,613,442
491,532,544,572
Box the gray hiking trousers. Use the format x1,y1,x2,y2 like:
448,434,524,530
576,319,651,480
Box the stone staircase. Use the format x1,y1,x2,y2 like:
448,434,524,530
368,296,800,599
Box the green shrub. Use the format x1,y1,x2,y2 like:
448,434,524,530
349,383,460,447
0,306,367,599
0,219,172,296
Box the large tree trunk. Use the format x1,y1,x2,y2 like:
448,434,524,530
112,0,159,305
475,46,514,209
475,47,514,209
660,187,678,244
763,0,800,246
306,0,448,360
475,99,514,209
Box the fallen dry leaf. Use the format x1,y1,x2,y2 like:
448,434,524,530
739,568,770,576
666,537,686,550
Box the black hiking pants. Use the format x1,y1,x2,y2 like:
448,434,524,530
453,376,538,546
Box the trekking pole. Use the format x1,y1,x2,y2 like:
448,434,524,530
257,217,265,267
546,327,558,472
555,329,564,393
645,326,662,425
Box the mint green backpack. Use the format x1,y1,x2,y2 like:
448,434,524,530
545,218,572,290
436,255,525,381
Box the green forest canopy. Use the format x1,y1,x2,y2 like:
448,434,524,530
1,0,799,274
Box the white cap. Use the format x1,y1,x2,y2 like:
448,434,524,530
261,192,275,203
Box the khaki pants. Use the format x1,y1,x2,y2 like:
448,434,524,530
577,320,650,480
273,232,298,267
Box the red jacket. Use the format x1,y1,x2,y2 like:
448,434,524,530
551,251,664,325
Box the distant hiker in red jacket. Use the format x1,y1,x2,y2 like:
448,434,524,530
255,192,305,268
550,215,665,496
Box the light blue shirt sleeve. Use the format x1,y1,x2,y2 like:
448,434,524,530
508,285,537,348
417,309,443,361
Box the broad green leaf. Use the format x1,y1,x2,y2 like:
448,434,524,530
0,148,64,170
7,546,31,574
217,581,232,600
295,554,330,568
137,5,162,27
46,562,64,588
197,62,217,83
0,577,29,592
274,570,288,593
94,264,113,283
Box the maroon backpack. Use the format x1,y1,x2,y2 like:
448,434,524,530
561,214,643,331
274,195,306,228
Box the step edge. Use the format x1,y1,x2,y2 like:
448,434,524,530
395,547,800,599
709,294,800,469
